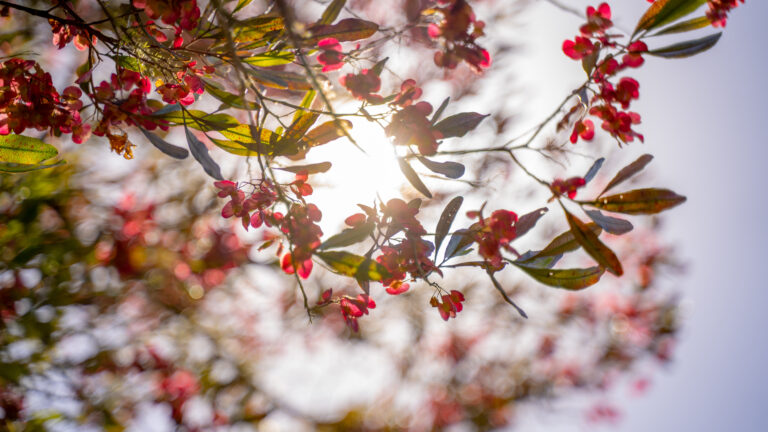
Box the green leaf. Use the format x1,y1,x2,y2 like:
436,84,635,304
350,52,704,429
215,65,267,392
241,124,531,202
305,18,378,44
285,111,320,142
370,57,388,76
634,0,707,35
115,55,141,72
233,0,254,13
434,196,464,260
243,51,295,67
416,156,465,179
513,262,605,290
320,221,374,250
316,251,387,280
319,0,346,25
648,32,722,58
210,138,259,156
397,157,432,198
584,209,633,235
233,15,285,42
138,127,189,159
516,207,548,239
600,154,654,196
249,68,312,90
563,207,623,276
158,110,240,131
433,112,488,139
184,125,223,180
276,161,332,174
591,188,687,215
304,120,352,147
0,160,65,173
203,81,260,110
0,134,58,165
651,15,712,36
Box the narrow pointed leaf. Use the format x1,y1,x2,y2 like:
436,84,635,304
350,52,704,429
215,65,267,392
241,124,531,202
433,112,489,139
430,97,450,125
634,0,707,35
584,157,605,184
600,154,654,196
564,208,623,276
276,161,332,174
203,81,260,110
316,251,387,281
185,126,223,180
416,156,465,179
591,188,687,214
522,223,602,260
139,127,189,159
651,15,711,36
648,32,722,58
443,228,474,261
397,157,432,198
0,160,65,173
305,18,378,44
319,0,346,25
0,134,57,164
320,221,374,250
304,120,352,147
243,51,295,67
585,209,633,235
233,15,285,42
434,196,464,259
513,262,605,290
516,207,548,239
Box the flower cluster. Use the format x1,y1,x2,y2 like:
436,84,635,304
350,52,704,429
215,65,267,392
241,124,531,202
467,209,518,270
339,294,376,332
214,179,279,230
279,203,323,279
430,290,465,321
156,61,211,106
563,4,648,144
706,0,745,27
0,59,90,142
550,176,587,199
133,0,200,47
317,38,345,72
339,69,383,103
48,18,96,50
427,0,491,73
385,101,442,155
92,67,165,138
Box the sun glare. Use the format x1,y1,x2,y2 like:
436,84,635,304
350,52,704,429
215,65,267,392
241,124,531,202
309,118,406,226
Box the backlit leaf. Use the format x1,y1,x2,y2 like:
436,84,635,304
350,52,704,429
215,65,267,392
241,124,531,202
648,32,722,58
651,15,712,36
416,156,465,179
304,120,352,146
204,81,260,110
316,251,387,281
0,134,57,165
591,188,687,214
319,221,374,250
600,154,654,196
585,209,633,235
139,127,189,159
513,262,605,290
516,207,548,239
305,18,378,44
564,208,623,276
523,223,602,260
276,161,332,174
634,0,707,35
319,0,346,25
243,51,295,67
233,15,285,42
397,157,432,198
0,160,65,173
433,112,489,139
185,126,223,180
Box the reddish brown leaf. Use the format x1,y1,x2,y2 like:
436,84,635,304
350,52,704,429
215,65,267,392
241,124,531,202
592,188,687,215
563,208,623,276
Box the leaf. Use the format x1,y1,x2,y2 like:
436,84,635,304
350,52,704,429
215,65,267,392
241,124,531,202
284,111,320,142
0,134,57,165
249,68,312,90
233,15,285,42
443,228,474,261
415,156,465,179
515,251,562,269
304,120,352,146
210,138,258,156
433,112,489,139
297,89,316,115
584,157,605,184
584,209,634,235
276,161,332,174
513,262,605,290
522,223,602,260
319,0,346,25
563,208,623,276
184,126,223,180
397,157,432,198
430,97,450,125
139,127,189,159
487,270,528,318
648,32,722,58
634,0,707,35
316,251,387,281
319,221,374,250
233,0,254,13
600,154,654,196
651,15,712,36
0,160,65,173
203,81,259,110
370,57,388,76
158,110,239,131
115,55,141,72
591,188,687,215
305,18,378,44
243,51,295,67
434,196,464,260
516,207,548,239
